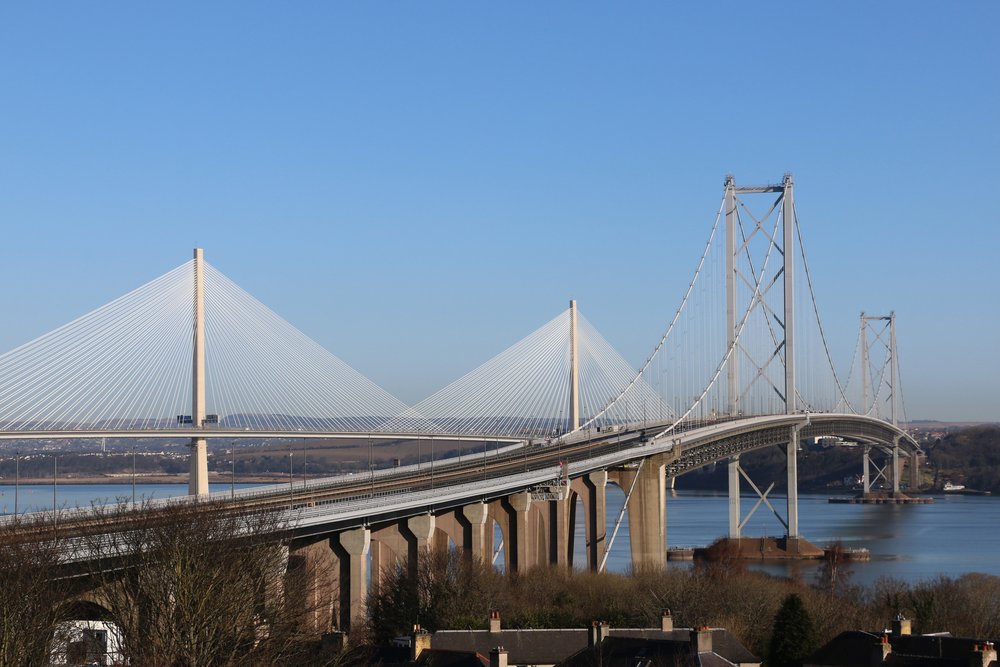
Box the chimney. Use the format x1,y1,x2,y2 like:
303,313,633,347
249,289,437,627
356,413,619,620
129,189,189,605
489,646,508,667
588,620,610,647
489,609,502,634
892,614,911,636
661,609,674,632
411,624,431,661
691,626,713,654
871,632,891,665
971,642,998,667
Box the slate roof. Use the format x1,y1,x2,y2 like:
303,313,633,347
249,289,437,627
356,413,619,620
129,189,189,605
432,628,586,665
414,648,489,667
359,645,488,667
554,636,742,667
804,630,884,666
804,630,999,667
431,627,758,666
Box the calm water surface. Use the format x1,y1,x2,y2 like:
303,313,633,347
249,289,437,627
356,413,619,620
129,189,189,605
0,482,264,514
589,489,1000,585
3,483,996,585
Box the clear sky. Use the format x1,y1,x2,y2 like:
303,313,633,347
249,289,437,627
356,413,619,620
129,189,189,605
1,3,997,421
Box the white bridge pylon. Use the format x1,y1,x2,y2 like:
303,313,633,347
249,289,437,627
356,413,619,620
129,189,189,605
0,254,408,435
383,300,669,437
0,257,659,441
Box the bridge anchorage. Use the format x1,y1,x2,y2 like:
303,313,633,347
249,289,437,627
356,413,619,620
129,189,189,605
0,173,922,635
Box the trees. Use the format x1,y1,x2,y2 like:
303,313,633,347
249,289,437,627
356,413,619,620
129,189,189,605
83,499,318,665
814,540,853,595
768,593,815,667
0,516,64,666
366,549,504,643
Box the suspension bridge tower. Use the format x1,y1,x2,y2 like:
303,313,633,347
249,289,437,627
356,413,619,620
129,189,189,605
724,173,802,542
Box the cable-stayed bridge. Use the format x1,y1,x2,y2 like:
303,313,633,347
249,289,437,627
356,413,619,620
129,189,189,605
2,174,920,631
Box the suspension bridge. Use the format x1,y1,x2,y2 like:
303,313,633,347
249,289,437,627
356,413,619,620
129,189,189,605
1,174,920,631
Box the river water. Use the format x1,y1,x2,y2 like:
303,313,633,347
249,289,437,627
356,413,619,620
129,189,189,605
2,483,996,585
0,482,262,514
591,488,1000,585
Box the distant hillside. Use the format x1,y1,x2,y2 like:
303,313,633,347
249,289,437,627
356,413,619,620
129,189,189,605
675,425,1000,495
674,444,861,493
923,424,1000,493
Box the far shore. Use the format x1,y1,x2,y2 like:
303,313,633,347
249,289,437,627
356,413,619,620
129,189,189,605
0,473,293,486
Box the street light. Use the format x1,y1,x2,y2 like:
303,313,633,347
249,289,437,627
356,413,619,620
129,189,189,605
52,455,58,524
230,446,236,499
131,446,137,505
14,451,19,515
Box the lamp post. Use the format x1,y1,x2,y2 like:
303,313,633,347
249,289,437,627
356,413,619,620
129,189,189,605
230,446,235,499
52,455,58,523
368,435,375,498
288,448,294,508
14,451,19,515
131,446,137,505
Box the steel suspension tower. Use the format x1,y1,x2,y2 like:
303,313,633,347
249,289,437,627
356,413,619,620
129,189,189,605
725,173,800,540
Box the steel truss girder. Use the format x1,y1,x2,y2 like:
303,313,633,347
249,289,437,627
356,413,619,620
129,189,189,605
667,419,918,479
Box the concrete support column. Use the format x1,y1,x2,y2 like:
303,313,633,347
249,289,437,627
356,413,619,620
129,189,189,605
405,514,435,578
505,492,533,573
287,538,337,633
786,427,800,539
189,438,208,496
892,438,901,494
332,527,369,633
909,453,922,490
610,457,667,571
862,445,871,494
461,503,489,562
728,456,741,539
549,496,572,568
531,503,549,569
435,512,464,553
369,538,390,597
572,471,607,571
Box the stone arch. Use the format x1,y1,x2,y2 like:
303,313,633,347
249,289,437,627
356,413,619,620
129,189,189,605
57,598,113,623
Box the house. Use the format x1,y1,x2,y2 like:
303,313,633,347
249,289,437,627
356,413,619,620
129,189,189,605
804,615,998,667
429,610,759,667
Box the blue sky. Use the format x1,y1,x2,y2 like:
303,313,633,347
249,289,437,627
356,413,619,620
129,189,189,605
1,3,997,421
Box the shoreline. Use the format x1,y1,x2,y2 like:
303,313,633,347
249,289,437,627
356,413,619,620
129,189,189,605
0,474,290,486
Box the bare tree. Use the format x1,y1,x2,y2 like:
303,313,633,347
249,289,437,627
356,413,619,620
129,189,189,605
0,514,64,666
82,499,320,665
